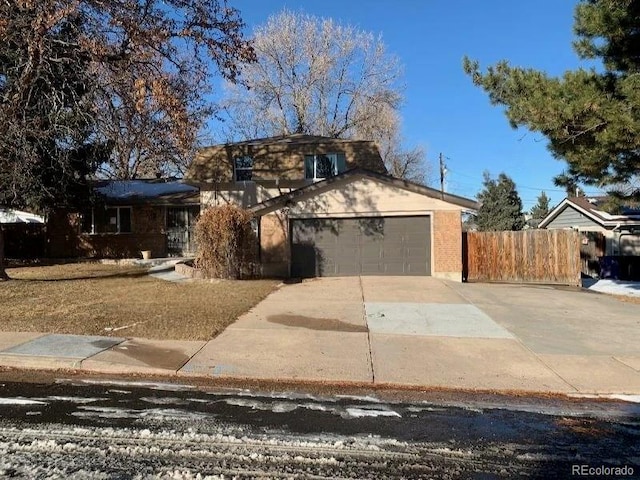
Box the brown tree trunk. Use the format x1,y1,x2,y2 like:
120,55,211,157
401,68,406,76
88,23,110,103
0,226,10,281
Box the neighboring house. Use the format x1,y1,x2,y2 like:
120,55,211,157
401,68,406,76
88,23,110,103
185,134,478,280
1,208,46,258
0,209,45,224
48,179,199,258
539,196,640,256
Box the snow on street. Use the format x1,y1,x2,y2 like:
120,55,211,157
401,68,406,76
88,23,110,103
0,379,638,478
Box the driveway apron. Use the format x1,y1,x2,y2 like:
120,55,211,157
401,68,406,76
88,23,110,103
181,276,640,394
359,277,572,392
181,277,373,382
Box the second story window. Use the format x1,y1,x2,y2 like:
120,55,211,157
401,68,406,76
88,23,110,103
304,153,346,180
234,156,253,181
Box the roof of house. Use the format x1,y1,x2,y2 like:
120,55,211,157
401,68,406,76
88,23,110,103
212,133,377,147
248,168,479,215
0,209,45,224
93,179,199,205
539,196,640,229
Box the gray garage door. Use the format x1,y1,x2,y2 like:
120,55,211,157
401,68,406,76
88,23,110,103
290,216,431,277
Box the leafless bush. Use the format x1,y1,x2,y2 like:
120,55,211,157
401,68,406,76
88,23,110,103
194,205,258,279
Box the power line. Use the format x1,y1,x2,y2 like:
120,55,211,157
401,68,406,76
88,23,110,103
445,168,606,196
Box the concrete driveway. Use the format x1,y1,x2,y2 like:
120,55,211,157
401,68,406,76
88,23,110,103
183,277,640,394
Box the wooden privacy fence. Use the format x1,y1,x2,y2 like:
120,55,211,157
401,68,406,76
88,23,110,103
463,230,582,286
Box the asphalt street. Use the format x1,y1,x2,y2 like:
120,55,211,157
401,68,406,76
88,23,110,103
0,379,638,479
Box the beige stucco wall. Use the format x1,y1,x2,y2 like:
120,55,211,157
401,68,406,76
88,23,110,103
201,185,295,209
287,177,464,217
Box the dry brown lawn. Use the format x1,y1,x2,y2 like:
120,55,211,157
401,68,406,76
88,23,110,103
0,263,279,341
611,293,640,305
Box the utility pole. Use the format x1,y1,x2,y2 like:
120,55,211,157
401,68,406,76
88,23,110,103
439,153,447,200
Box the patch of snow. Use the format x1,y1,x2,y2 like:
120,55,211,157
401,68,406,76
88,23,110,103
95,181,197,200
569,393,640,404
608,394,640,403
0,398,47,406
0,209,44,223
344,407,401,419
205,388,331,402
76,379,196,391
140,397,190,406
584,279,640,297
39,396,105,404
73,406,212,421
222,398,392,417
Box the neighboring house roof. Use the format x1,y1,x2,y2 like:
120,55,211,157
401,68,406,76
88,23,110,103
0,209,45,224
249,168,479,215
93,179,199,205
539,196,640,230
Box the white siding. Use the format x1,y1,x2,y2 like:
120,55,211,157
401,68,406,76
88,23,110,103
546,206,605,231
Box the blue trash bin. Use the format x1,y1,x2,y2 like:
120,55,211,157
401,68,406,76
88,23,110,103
599,256,619,279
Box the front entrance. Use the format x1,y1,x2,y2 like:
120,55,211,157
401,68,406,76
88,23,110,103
167,206,200,256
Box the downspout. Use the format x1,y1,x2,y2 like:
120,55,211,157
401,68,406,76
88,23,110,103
611,223,622,256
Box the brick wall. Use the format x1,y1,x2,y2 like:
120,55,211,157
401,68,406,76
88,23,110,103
259,212,289,277
433,210,462,280
48,206,167,258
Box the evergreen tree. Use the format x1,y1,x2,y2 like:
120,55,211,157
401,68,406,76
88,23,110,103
530,191,551,227
463,0,640,192
476,172,525,231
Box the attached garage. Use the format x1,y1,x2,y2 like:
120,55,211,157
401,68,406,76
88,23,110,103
250,169,478,281
291,216,431,277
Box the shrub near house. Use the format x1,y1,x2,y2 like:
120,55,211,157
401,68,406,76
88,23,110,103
194,205,257,279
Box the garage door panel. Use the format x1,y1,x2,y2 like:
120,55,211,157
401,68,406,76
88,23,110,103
360,244,382,257
361,263,383,274
406,262,428,274
383,262,409,274
336,264,360,275
403,235,426,247
291,217,431,277
406,246,427,257
337,247,359,259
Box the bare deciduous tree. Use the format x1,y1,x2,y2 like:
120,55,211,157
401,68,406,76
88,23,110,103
0,0,254,279
84,0,255,179
219,10,429,183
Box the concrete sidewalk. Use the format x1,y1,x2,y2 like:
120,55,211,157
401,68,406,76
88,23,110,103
0,277,639,396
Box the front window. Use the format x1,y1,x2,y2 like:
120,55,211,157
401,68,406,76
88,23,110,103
82,206,132,234
304,153,346,180
234,156,253,181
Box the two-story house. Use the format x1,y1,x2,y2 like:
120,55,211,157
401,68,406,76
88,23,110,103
185,134,478,280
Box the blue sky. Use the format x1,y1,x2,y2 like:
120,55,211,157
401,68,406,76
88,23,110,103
219,0,604,210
